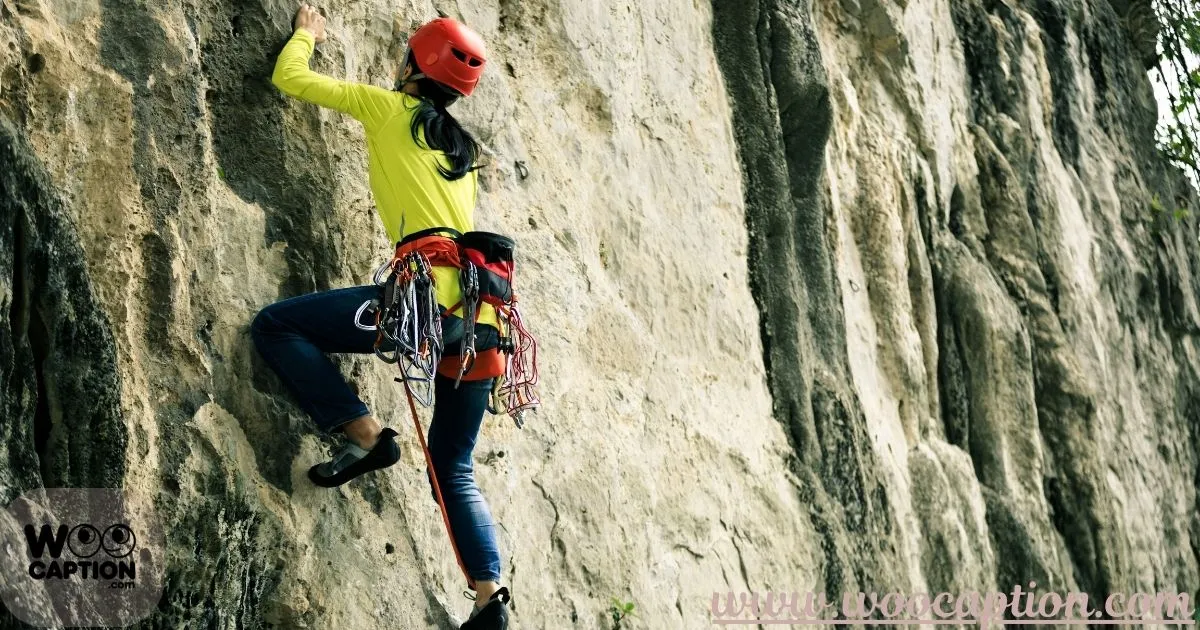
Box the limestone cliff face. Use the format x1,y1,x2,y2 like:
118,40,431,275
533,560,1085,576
0,0,1196,627
715,0,1200,610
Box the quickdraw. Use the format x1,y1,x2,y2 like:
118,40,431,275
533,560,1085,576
456,260,480,388
362,249,443,406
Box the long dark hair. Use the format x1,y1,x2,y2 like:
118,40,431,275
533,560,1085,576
404,53,482,181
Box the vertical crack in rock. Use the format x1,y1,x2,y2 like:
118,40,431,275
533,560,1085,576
1031,0,1083,170
712,0,900,594
933,272,970,452
3,195,42,495
0,115,125,492
28,291,53,483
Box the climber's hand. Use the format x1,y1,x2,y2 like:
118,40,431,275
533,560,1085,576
294,4,327,44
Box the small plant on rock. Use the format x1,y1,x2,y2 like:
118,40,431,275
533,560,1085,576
609,597,636,629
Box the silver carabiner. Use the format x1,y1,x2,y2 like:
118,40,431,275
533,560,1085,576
353,299,379,332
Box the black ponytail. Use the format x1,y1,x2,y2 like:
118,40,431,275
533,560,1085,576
405,53,482,181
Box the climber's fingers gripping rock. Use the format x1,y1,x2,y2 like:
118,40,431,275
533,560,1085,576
293,3,328,44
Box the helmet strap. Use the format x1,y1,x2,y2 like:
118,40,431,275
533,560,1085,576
400,72,427,85
396,47,424,90
394,47,465,102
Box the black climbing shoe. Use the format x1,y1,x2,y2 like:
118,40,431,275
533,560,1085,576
460,587,511,629
308,428,401,488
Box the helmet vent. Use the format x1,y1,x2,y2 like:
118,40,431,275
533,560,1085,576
451,47,484,67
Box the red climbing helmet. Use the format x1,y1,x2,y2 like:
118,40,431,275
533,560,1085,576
406,17,487,97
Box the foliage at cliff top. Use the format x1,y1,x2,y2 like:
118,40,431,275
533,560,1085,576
1153,0,1200,187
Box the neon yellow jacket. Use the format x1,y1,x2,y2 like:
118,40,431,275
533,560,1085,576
272,28,497,328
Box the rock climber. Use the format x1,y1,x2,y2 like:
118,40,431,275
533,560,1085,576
250,5,510,628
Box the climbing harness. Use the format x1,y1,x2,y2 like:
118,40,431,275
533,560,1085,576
364,227,540,426
353,226,540,591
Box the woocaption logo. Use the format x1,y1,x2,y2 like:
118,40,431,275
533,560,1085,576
1,488,165,627
25,521,138,584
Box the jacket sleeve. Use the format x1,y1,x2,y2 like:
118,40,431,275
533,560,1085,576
271,28,395,132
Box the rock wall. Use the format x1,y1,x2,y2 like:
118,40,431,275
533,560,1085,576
713,0,1200,613
1,0,1196,628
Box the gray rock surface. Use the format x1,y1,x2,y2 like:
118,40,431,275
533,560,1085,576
1,0,1196,627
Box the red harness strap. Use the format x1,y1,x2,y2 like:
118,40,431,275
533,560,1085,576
396,235,461,268
437,347,504,380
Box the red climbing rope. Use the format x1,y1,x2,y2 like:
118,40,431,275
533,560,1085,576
402,375,477,592
497,301,539,427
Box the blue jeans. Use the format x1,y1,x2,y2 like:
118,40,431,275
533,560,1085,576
250,285,502,582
